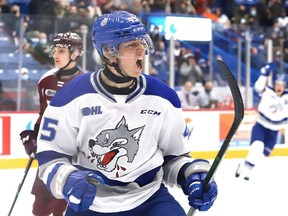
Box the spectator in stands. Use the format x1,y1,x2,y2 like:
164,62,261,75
66,4,79,17
28,0,60,33
198,80,219,109
214,7,231,30
151,41,169,83
255,0,274,31
149,0,171,13
283,37,288,62
193,0,207,15
176,0,196,15
78,2,93,19
5,4,21,43
268,0,282,22
247,6,260,32
141,0,152,12
198,58,210,80
62,4,83,32
116,0,144,14
149,25,166,52
176,80,200,109
88,0,103,18
55,2,67,19
265,20,285,57
174,40,182,63
33,31,51,65
101,0,122,14
220,0,238,21
174,40,183,85
0,0,10,14
277,8,288,29
251,46,264,70
231,4,249,35
202,7,218,22
178,53,203,86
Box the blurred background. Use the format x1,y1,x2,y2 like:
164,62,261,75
0,0,288,111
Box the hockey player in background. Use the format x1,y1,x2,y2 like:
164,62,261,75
236,63,288,180
36,11,218,216
19,32,84,215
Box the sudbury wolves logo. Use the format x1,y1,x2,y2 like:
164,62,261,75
87,116,144,177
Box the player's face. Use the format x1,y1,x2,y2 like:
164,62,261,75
52,47,71,69
117,39,147,77
274,82,286,96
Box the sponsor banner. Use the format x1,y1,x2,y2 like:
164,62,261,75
183,109,288,151
0,113,37,158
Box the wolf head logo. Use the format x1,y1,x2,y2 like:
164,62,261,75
88,116,144,176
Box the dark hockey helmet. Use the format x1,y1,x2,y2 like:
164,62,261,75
92,11,154,57
50,32,83,57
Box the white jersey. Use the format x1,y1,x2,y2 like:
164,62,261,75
37,71,193,213
254,75,288,131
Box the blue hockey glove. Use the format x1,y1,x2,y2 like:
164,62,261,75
179,159,217,211
260,63,275,76
63,171,104,212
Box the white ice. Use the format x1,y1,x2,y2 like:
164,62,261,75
1,157,288,216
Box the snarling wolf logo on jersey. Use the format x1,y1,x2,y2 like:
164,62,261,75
88,116,144,177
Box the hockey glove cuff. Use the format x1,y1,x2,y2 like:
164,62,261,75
260,63,275,77
179,159,218,211
20,130,37,156
63,170,104,212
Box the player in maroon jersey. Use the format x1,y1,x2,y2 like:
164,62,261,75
19,32,84,216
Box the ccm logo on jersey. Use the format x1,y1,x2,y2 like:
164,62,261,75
82,106,103,116
140,109,161,116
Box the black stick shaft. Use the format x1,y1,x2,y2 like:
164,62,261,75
187,60,244,216
8,154,35,216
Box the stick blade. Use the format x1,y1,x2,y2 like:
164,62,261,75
216,59,244,121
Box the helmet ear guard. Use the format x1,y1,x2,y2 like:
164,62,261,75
102,45,117,58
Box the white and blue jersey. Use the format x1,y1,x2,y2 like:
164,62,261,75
254,75,288,131
36,70,193,213
249,75,288,156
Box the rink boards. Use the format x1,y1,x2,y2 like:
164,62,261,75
1,110,288,169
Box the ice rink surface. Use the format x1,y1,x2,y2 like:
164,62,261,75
2,157,288,216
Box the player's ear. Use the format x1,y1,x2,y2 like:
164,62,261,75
71,49,82,60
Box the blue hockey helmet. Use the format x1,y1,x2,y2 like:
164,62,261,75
273,73,288,86
92,11,154,57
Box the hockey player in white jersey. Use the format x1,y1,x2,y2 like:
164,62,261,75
236,63,288,180
36,11,217,215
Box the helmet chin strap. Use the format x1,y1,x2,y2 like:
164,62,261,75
56,56,79,80
104,60,133,83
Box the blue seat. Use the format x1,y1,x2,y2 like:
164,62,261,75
29,68,47,81
0,44,17,52
0,53,18,64
0,69,18,80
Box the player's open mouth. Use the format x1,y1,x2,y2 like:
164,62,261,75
136,58,143,69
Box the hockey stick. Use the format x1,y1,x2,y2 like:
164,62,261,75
8,153,35,216
187,59,244,216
